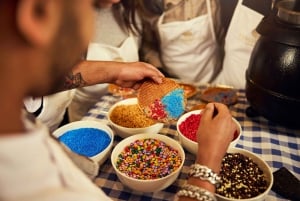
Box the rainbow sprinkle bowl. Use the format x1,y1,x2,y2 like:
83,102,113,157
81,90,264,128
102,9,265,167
111,133,185,192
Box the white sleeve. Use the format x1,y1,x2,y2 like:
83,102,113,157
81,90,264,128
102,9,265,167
23,97,43,113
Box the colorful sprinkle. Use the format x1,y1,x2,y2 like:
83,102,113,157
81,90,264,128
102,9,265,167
58,128,111,157
149,99,167,120
162,88,185,119
116,138,182,180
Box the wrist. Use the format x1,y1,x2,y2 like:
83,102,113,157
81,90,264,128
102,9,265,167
188,164,221,187
195,157,222,174
196,147,225,174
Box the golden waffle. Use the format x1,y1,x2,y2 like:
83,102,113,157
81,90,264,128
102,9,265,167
137,78,186,122
137,78,180,108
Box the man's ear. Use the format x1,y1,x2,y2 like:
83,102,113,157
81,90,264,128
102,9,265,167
16,0,60,46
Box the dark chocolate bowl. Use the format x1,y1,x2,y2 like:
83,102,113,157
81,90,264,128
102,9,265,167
215,148,273,201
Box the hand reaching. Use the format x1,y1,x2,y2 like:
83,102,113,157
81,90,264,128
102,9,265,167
196,103,236,173
113,62,164,89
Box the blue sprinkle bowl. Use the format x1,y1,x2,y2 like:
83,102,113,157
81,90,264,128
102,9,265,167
53,120,114,165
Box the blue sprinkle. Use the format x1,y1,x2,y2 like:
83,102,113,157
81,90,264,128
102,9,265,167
161,88,185,119
58,128,111,157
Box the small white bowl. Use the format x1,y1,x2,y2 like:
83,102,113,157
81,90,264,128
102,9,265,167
216,147,273,201
53,120,114,165
107,98,164,138
111,133,185,192
176,110,242,155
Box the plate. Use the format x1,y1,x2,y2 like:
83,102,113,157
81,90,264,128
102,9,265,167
189,103,206,111
108,84,136,98
200,86,238,105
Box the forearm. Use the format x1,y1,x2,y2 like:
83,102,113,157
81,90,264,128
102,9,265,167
177,103,235,201
58,60,163,92
60,60,118,91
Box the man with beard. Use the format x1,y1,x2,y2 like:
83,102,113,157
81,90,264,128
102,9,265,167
0,1,162,200
0,1,236,201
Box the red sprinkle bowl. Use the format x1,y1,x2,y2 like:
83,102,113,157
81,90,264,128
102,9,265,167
176,110,242,155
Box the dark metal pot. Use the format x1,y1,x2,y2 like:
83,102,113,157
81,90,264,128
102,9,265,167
246,0,300,128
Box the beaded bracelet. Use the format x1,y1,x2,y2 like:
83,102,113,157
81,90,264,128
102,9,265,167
188,164,221,186
176,184,217,201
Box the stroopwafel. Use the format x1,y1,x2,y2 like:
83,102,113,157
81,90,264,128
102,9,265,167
137,78,186,122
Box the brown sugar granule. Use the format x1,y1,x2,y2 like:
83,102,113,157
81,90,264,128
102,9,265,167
110,104,156,128
216,153,268,199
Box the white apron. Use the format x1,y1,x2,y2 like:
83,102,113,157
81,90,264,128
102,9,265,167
24,90,75,132
214,0,264,89
68,35,139,122
157,0,220,86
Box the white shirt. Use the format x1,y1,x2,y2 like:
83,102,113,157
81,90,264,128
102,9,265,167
0,115,111,201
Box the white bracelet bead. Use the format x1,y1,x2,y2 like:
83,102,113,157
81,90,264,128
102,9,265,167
176,184,217,201
188,164,221,186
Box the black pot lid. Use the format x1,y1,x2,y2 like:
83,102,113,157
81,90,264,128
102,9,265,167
256,0,300,46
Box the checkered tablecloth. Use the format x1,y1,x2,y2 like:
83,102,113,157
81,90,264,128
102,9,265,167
83,90,300,201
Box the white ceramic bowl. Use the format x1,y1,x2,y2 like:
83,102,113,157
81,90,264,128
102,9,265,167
216,147,273,201
107,98,164,138
53,120,114,165
176,110,242,155
111,133,185,192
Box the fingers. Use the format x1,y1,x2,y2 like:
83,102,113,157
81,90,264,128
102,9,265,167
200,103,215,121
141,62,164,84
143,62,165,77
132,82,142,90
201,102,231,120
151,76,163,84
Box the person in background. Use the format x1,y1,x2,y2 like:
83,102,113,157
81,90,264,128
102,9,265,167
0,0,236,201
213,0,279,89
68,0,143,122
136,0,224,86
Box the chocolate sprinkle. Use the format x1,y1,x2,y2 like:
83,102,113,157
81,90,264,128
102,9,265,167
216,153,268,199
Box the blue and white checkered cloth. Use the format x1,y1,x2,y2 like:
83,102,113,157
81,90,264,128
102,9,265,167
84,89,300,201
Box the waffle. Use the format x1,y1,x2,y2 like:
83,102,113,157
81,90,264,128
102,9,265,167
137,78,186,122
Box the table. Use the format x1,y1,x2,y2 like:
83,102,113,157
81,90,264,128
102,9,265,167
83,89,300,201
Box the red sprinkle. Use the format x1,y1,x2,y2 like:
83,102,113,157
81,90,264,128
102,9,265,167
179,114,201,141
179,114,239,142
149,99,167,120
